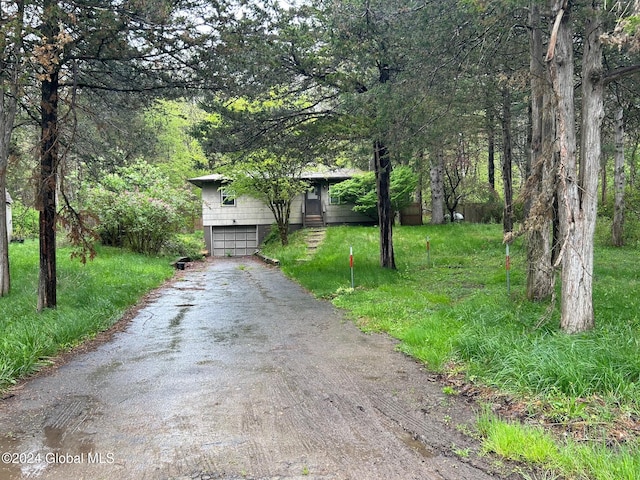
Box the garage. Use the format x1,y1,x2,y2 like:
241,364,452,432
211,226,258,257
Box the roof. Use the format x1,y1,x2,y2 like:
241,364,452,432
188,168,365,189
188,173,226,188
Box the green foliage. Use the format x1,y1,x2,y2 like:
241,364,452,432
85,161,193,254
477,408,559,464
162,232,206,260
598,184,640,246
225,150,310,206
330,165,418,217
1,241,173,390
478,409,640,480
145,100,211,181
10,203,38,240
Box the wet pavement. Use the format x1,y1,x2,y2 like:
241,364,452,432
0,258,520,479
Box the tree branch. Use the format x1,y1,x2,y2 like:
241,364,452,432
603,64,640,85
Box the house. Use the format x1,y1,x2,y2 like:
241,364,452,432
5,190,12,242
188,169,376,256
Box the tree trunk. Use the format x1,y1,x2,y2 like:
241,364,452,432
0,0,24,297
487,106,496,191
0,169,9,297
550,1,603,333
526,0,556,301
612,107,625,246
374,140,395,269
430,149,445,224
501,87,514,234
38,1,60,311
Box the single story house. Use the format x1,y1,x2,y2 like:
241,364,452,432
188,169,375,256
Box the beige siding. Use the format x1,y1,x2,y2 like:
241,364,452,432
200,181,373,230
202,184,304,226
325,204,374,224
202,184,272,226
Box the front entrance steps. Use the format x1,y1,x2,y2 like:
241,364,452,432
299,227,327,261
304,215,324,228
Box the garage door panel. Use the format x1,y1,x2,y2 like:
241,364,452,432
210,226,257,256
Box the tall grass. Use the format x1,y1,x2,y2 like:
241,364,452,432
0,241,174,390
262,223,640,478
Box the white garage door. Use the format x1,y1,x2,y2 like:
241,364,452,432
211,226,258,256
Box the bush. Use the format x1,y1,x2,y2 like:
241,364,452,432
84,161,193,255
162,233,205,259
11,203,39,240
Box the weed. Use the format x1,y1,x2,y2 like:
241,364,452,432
452,444,471,458
442,386,458,396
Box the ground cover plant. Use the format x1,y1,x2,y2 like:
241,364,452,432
0,241,174,390
260,223,640,479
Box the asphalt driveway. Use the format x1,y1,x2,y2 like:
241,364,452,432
0,258,523,479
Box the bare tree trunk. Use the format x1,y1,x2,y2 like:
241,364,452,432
487,106,496,191
526,0,556,301
415,156,424,225
612,107,625,246
0,168,9,297
549,1,603,333
501,87,514,234
374,140,395,269
0,0,24,297
38,0,60,311
430,149,445,224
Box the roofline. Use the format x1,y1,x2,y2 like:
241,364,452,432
188,168,365,189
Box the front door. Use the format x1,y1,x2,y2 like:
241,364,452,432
305,185,322,216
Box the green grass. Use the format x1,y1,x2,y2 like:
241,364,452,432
0,240,174,389
261,223,640,479
478,408,640,480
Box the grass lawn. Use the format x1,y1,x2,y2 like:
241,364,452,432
261,222,640,480
1,240,174,390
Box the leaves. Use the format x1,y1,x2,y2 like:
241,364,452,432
330,165,418,217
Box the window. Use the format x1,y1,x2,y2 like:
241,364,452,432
329,185,343,205
220,188,236,206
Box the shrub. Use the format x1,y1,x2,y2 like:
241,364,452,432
162,233,205,259
84,161,193,255
11,203,39,240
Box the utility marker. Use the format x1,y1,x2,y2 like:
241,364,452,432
426,236,432,268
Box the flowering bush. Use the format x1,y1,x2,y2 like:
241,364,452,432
85,162,193,255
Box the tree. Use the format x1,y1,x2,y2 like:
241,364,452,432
501,86,515,233
547,0,603,333
524,0,556,301
223,150,311,246
430,150,445,224
0,0,25,297
199,0,473,269
28,0,213,309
